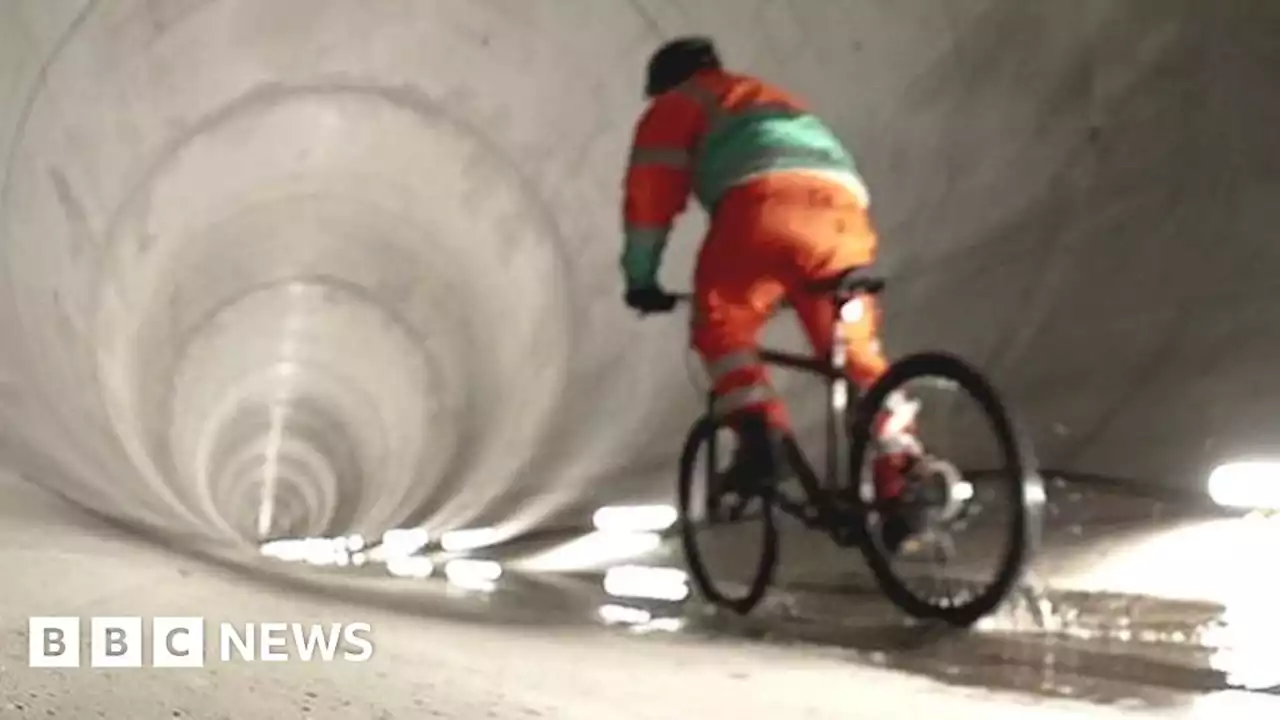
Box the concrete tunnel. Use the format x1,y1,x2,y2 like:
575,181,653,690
2,0,1279,553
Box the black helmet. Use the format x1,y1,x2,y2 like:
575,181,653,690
645,36,721,98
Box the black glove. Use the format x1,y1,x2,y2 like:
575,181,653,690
625,286,678,315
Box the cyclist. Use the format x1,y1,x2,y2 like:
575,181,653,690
619,37,925,552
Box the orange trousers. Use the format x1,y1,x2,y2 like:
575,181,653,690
691,173,890,430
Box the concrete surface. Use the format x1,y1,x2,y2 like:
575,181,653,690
4,0,1280,717
4,0,1280,544
4,469,1280,719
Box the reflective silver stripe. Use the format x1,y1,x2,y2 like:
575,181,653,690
629,147,692,169
757,168,869,207
712,143,859,194
673,81,728,125
704,350,759,382
711,384,775,418
624,224,671,247
671,81,723,162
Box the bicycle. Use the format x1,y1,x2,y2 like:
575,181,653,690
672,267,1045,627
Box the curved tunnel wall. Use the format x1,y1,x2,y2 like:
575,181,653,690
1,0,1278,546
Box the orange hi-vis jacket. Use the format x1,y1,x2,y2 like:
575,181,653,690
620,68,870,288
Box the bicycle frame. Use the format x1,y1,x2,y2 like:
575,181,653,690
699,295,870,537
676,283,1040,624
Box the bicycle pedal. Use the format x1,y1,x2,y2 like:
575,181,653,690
897,536,927,556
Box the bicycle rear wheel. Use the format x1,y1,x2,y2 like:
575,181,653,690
677,416,778,615
847,351,1044,627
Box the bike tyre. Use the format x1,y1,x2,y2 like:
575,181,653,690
677,415,778,615
847,351,1044,627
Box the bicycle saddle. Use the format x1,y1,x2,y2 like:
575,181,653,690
806,267,886,297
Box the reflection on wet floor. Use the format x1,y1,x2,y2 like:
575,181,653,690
251,486,1280,706
443,558,503,591
603,565,690,602
518,530,665,572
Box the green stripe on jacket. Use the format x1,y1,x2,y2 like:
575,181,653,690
694,111,862,209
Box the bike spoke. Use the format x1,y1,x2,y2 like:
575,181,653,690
844,352,1040,626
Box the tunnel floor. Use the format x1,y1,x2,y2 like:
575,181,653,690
121,475,1280,700
4,470,1280,717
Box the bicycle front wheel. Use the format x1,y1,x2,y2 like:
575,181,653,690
847,351,1044,627
677,416,778,615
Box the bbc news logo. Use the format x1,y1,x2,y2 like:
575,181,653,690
28,617,374,668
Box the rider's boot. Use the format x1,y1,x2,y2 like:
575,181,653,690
872,392,929,554
713,412,780,499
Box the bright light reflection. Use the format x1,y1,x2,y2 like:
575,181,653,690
1208,461,1280,510
259,536,351,566
597,604,685,633
599,603,652,625
386,555,435,579
592,505,678,533
603,566,690,602
445,559,503,592
516,531,662,573
440,527,503,553
371,527,430,561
